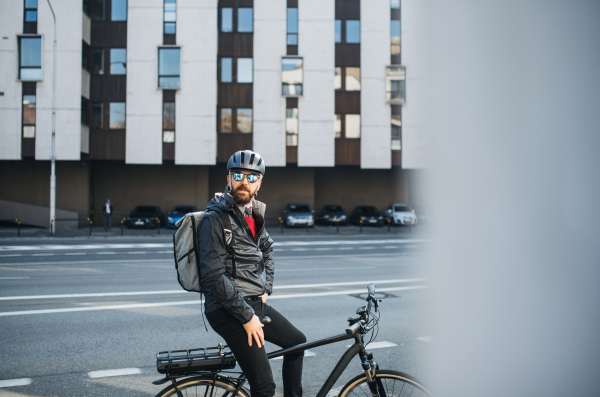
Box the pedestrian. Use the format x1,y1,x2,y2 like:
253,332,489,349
103,199,113,231
199,150,306,397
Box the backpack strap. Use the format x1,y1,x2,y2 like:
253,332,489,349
209,207,237,278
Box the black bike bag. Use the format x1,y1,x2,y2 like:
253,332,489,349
156,346,236,375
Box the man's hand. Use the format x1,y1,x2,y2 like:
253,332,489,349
259,293,268,304
243,315,265,348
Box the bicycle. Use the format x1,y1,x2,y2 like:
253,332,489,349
152,284,431,397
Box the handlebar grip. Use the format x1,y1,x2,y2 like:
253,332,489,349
345,322,361,335
261,316,271,324
367,283,375,297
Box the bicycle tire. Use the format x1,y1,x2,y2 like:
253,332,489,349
338,369,432,397
155,375,251,397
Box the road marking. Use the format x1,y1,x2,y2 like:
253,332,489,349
95,252,116,255
0,277,30,280
88,368,142,378
358,247,375,249
273,350,316,360
65,252,86,256
127,251,147,254
32,253,54,256
0,279,426,301
416,336,432,342
347,341,398,349
0,286,427,316
0,254,22,257
0,378,32,387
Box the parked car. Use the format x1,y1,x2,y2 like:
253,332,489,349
167,205,198,228
349,206,384,226
126,206,165,228
385,203,418,226
318,205,347,225
283,203,314,227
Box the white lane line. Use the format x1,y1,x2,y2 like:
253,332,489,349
65,252,86,256
0,286,427,317
96,252,116,255
0,279,426,301
0,254,22,257
273,350,316,360
358,247,375,249
0,378,32,387
127,251,147,254
88,368,142,378
0,277,30,280
416,336,432,342
347,341,398,349
32,253,54,256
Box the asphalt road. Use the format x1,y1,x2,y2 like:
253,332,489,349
0,234,432,397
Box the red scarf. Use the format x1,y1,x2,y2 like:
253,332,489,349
245,215,256,238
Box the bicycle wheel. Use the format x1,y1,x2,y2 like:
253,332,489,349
338,369,432,397
155,375,251,397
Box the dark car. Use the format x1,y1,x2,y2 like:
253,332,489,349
126,206,165,228
167,205,198,228
349,206,384,226
283,203,314,227
318,205,347,225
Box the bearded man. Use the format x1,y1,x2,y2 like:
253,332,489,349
198,150,306,397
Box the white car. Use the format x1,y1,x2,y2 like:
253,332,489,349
385,204,418,226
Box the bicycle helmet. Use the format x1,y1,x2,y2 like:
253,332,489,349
227,150,266,176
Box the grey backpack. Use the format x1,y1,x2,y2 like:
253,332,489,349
173,208,233,293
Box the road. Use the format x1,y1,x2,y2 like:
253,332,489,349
0,234,432,397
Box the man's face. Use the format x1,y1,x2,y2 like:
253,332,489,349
227,171,262,205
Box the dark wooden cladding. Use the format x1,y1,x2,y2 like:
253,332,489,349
391,9,400,19
163,90,176,102
164,34,176,45
218,84,253,108
287,45,298,56
91,23,107,46
287,0,298,7
335,92,360,114
392,150,401,166
335,0,360,19
22,82,36,95
217,133,253,162
21,138,35,158
109,22,127,47
286,97,298,108
110,75,127,101
335,139,360,165
90,76,106,100
162,143,175,160
219,34,253,57
23,22,37,34
90,131,126,160
391,54,400,65
237,0,253,6
286,146,298,164
335,44,360,67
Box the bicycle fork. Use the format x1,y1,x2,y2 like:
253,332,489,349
356,335,380,397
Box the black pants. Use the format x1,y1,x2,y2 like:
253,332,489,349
103,214,111,231
206,300,306,397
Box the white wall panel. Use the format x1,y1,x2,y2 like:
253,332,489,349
297,0,335,167
126,0,163,164
253,0,287,166
400,0,426,168
0,1,23,160
36,0,82,161
175,0,218,165
360,0,391,169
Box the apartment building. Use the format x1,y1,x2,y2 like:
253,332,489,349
0,0,425,226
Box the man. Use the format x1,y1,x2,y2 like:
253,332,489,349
199,150,306,397
103,199,113,231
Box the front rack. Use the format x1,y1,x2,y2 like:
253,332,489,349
157,345,236,376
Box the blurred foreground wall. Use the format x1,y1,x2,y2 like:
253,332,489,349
423,1,600,395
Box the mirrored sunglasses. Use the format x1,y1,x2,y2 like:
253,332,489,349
232,172,260,183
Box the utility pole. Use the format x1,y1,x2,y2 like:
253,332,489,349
46,0,57,236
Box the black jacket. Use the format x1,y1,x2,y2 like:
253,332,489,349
198,189,275,324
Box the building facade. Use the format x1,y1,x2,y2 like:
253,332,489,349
0,0,425,226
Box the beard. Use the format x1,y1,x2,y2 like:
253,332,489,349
232,184,254,205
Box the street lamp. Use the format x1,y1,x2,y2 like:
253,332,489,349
46,0,57,235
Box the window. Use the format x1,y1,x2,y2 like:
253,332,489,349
92,103,103,128
282,57,303,96
221,58,232,82
164,0,176,35
287,8,298,45
334,67,342,90
109,102,126,129
386,66,406,104
220,108,232,132
346,21,360,43
286,108,298,146
391,106,401,150
19,37,42,81
91,0,104,20
335,20,341,43
163,102,175,142
238,8,253,32
24,0,38,22
81,97,90,126
237,58,253,83
110,48,126,75
22,94,36,138
390,0,400,63
345,67,360,91
158,48,180,88
345,114,361,138
237,108,253,133
111,0,127,21
91,48,104,74
82,42,90,71
391,20,400,55
334,114,342,138
221,8,232,32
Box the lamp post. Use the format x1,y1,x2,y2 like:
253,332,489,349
46,0,57,235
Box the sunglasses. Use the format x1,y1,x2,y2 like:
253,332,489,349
232,172,260,183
